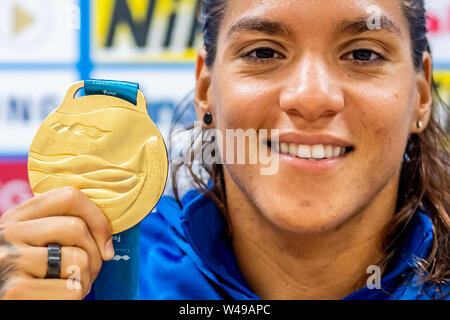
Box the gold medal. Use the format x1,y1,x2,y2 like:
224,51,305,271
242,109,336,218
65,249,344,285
28,80,168,234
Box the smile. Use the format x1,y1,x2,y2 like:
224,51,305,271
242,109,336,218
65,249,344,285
268,141,354,161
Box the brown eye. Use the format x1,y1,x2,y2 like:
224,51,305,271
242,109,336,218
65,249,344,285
343,49,386,64
251,48,277,59
243,47,285,62
353,49,373,60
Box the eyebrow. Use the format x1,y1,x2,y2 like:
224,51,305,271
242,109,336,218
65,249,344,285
334,15,404,39
226,17,292,39
226,15,403,41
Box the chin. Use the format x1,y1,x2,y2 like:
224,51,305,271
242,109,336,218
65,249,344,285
261,204,351,236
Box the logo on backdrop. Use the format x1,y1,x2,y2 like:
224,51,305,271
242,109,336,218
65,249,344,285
0,0,50,52
0,0,77,63
93,0,202,62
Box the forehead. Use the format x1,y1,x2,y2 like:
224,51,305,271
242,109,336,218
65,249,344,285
221,0,409,40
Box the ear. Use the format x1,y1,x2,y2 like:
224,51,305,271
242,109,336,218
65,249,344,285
411,51,433,133
195,47,212,122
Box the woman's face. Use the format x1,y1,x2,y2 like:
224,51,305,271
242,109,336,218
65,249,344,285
197,0,431,234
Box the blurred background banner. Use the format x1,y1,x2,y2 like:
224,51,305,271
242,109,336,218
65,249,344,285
0,0,449,215
93,0,201,63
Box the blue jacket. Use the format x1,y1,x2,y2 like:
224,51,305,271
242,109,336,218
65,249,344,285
139,187,449,300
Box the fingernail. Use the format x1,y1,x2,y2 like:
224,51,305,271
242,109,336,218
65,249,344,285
104,237,115,260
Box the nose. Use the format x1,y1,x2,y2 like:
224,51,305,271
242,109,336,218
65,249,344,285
279,54,344,121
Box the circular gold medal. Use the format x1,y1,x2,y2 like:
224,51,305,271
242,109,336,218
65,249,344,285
28,81,168,234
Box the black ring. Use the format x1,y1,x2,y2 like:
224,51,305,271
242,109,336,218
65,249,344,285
46,244,61,279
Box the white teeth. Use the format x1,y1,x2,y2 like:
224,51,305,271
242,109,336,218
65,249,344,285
325,145,334,158
280,143,289,154
333,146,342,157
298,145,311,158
311,144,325,159
276,142,351,160
288,143,299,157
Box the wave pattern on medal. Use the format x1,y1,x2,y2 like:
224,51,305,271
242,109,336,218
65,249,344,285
50,122,111,140
28,145,148,220
28,145,144,178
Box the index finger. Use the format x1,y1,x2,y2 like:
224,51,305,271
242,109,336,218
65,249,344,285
1,187,114,261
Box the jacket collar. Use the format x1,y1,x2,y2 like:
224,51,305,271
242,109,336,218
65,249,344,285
178,184,259,298
159,183,434,300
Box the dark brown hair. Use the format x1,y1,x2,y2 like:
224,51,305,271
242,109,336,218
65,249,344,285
170,0,449,298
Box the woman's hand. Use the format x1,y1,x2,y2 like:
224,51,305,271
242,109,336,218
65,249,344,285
0,187,114,300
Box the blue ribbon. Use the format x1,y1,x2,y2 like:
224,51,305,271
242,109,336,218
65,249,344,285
92,224,140,300
82,78,141,299
84,79,139,105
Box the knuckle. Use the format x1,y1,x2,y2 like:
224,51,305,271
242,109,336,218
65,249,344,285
61,186,83,208
67,217,89,238
0,210,15,226
71,247,89,272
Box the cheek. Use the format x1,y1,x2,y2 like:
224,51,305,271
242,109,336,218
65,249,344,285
212,74,278,129
354,82,414,171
